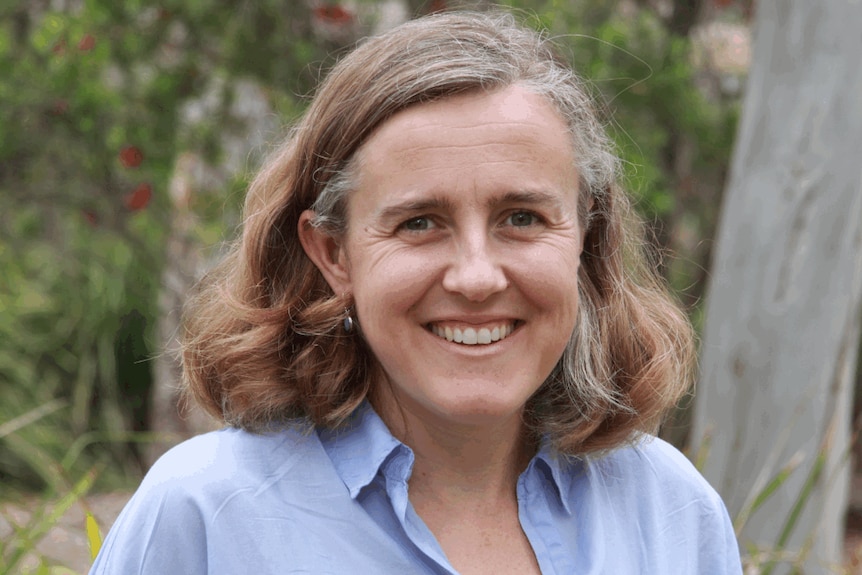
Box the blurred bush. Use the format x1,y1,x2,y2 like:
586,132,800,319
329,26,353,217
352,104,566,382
0,0,331,492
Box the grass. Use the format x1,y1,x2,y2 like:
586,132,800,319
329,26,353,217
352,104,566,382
0,471,98,574
0,400,107,575
696,413,861,574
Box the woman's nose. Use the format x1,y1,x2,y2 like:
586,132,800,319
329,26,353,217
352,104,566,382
441,234,508,302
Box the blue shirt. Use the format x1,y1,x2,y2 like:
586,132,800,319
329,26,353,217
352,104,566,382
90,403,742,574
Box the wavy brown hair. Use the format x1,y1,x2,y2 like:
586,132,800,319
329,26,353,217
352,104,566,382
181,10,695,455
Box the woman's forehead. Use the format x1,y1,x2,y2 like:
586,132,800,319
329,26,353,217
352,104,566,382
355,85,574,167
341,85,580,223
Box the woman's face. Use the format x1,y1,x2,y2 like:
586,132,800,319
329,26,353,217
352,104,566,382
305,85,585,430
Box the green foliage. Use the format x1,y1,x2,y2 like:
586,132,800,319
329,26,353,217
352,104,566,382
0,0,329,492
0,467,97,575
0,209,157,490
85,511,102,562
695,415,858,572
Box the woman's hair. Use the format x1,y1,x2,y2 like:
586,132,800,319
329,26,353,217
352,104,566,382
182,10,695,454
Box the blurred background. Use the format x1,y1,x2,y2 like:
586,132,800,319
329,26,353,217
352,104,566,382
2,0,860,572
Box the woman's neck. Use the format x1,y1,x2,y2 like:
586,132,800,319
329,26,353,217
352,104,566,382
374,396,537,502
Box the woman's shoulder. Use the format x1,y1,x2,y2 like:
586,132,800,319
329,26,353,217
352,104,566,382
589,435,717,497
574,435,733,526
571,436,741,571
90,426,332,574
138,425,324,501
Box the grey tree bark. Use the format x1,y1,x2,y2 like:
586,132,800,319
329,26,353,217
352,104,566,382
145,152,215,466
146,79,274,466
691,0,862,570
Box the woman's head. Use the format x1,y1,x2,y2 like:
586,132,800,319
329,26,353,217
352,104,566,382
299,84,589,434
182,11,694,454
295,11,616,237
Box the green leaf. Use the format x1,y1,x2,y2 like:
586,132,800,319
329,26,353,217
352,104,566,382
86,512,102,560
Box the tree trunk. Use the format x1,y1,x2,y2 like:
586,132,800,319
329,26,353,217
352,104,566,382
145,76,279,465
146,152,216,466
691,0,862,570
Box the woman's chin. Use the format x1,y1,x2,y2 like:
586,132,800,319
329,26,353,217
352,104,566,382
398,394,528,431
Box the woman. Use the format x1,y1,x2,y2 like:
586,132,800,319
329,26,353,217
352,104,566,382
91,11,742,574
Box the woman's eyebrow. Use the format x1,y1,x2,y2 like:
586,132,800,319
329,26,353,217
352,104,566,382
489,190,568,210
374,189,567,222
375,196,457,222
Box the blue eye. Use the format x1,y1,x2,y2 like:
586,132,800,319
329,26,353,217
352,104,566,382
507,212,538,227
402,217,432,231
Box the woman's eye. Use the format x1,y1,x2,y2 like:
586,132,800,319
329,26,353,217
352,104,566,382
401,216,433,232
506,211,539,227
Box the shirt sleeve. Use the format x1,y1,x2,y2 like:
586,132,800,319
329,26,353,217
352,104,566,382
650,438,744,574
698,482,744,574
88,475,209,575
588,437,744,574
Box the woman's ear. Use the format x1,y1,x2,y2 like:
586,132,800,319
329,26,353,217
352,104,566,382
297,210,352,294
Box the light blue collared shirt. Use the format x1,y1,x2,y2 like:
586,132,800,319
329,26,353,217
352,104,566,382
90,403,742,574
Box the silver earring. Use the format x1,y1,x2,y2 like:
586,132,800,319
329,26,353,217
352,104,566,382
343,313,354,333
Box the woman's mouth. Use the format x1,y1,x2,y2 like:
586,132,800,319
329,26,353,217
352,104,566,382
427,321,519,345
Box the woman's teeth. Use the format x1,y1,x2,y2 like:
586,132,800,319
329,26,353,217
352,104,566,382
429,323,515,345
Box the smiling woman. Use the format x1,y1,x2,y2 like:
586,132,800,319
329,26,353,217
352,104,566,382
90,10,743,575
300,86,586,439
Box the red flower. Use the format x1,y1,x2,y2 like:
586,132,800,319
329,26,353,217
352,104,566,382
119,146,144,168
125,183,152,211
78,34,96,51
427,0,447,13
50,99,69,115
313,4,353,25
82,209,99,227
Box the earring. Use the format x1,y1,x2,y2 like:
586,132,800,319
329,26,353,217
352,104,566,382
343,311,354,333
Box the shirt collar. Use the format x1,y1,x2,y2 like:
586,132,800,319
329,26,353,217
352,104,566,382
530,440,581,515
319,402,579,513
319,402,406,499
